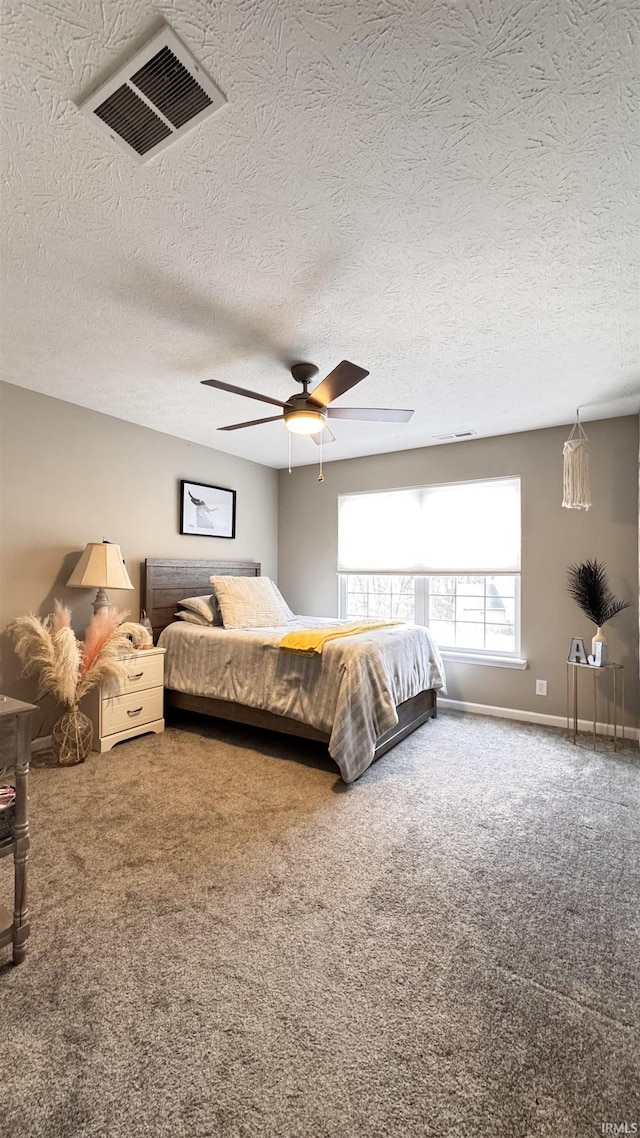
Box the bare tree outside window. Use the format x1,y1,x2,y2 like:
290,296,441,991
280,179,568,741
343,574,517,654
428,575,516,652
345,576,416,622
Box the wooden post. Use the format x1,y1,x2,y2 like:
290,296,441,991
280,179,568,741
12,711,31,963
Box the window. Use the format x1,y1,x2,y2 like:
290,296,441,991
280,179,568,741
340,575,519,657
338,479,522,664
343,575,417,621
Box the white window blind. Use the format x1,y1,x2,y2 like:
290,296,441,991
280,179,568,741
337,478,521,574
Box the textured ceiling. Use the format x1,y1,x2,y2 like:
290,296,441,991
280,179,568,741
2,0,639,468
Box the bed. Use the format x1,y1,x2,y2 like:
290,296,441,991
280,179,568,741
143,558,445,782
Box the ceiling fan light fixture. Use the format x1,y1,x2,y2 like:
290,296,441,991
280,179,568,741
205,360,411,449
284,408,325,435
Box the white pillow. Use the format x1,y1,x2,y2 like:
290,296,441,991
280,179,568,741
174,610,211,626
209,576,290,629
177,595,222,625
272,583,296,620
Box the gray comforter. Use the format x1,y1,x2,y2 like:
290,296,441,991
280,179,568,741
158,618,446,782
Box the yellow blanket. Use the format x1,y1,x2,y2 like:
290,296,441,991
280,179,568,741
279,620,404,656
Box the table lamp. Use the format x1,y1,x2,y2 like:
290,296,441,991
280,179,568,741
67,541,134,613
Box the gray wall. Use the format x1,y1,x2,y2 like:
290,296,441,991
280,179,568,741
278,416,639,728
0,383,278,734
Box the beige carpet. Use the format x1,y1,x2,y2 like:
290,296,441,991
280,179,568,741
1,710,639,1138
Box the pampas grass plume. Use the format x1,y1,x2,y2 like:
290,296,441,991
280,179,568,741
76,609,131,699
50,600,73,635
52,626,81,706
10,604,134,707
11,613,56,682
80,608,125,677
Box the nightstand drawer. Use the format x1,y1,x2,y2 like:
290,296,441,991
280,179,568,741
113,654,164,696
102,687,164,736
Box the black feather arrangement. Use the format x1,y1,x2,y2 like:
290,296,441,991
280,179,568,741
566,559,630,628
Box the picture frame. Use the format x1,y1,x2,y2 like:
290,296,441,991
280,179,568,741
180,480,236,539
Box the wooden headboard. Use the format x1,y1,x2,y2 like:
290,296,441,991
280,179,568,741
142,558,261,640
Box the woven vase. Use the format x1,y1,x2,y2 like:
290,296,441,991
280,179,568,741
52,706,93,766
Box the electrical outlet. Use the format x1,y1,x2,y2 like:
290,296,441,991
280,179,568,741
536,679,547,696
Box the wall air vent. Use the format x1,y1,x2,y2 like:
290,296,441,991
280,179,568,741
79,26,226,163
433,431,477,442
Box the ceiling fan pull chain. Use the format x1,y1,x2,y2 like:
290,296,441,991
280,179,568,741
318,435,324,482
288,431,292,474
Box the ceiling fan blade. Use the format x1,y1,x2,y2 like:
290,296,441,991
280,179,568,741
201,378,286,409
311,424,336,445
218,415,283,431
327,407,414,422
308,361,369,408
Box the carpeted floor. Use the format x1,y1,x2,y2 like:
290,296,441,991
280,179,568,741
1,710,639,1138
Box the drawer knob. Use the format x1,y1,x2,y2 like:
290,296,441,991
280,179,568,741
128,672,144,681
127,707,143,717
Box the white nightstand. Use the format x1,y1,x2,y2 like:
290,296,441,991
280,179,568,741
84,646,166,753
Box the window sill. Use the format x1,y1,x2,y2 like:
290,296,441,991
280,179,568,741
441,651,528,670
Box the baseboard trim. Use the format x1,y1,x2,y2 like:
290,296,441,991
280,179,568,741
31,735,52,755
29,712,640,750
439,698,639,743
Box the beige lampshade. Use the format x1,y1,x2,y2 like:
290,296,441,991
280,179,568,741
67,542,134,591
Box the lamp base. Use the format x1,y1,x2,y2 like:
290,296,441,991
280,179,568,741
92,588,111,614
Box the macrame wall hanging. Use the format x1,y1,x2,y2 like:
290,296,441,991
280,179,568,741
562,409,591,510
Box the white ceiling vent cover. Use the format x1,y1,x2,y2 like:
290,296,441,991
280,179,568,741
79,27,226,162
433,431,477,442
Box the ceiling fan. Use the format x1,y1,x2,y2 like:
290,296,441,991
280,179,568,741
201,361,414,444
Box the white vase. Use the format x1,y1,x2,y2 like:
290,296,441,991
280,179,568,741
591,626,608,666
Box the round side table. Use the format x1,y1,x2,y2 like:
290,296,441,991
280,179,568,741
566,661,624,750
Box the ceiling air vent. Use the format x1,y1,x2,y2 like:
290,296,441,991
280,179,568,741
79,26,226,162
433,430,477,442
